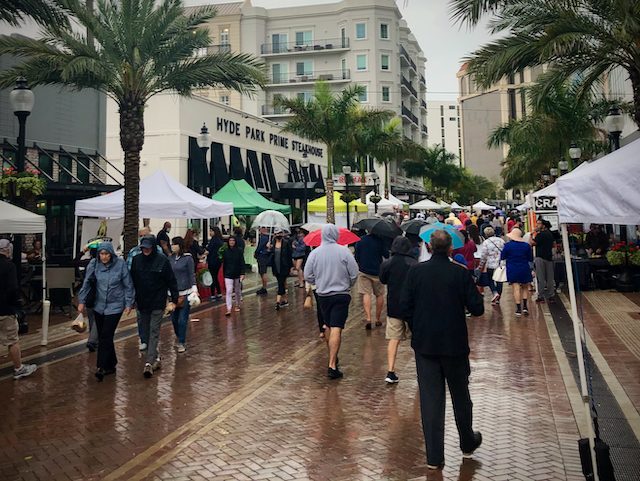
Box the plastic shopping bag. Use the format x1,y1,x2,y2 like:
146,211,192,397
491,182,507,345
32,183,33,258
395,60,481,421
71,313,87,333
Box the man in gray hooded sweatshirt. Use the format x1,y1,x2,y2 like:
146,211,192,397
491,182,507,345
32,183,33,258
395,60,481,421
305,224,359,379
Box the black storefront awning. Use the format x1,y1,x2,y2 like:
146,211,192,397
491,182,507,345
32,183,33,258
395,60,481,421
392,186,429,195
278,181,324,199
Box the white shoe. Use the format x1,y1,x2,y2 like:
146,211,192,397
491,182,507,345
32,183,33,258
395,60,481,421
13,364,37,380
178,345,186,353
139,343,148,351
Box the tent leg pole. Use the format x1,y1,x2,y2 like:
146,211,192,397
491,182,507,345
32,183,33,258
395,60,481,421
561,223,599,481
73,216,79,257
41,230,49,346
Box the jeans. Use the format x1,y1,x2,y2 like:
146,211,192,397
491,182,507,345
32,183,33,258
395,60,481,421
139,309,164,365
86,307,99,348
136,309,147,344
94,311,123,370
415,352,476,465
225,278,242,310
486,268,503,296
170,302,190,345
534,257,555,299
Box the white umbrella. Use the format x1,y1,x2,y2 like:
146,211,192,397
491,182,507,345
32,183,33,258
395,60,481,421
301,222,324,232
254,210,291,236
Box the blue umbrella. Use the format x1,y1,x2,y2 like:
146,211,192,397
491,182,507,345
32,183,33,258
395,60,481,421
419,223,465,248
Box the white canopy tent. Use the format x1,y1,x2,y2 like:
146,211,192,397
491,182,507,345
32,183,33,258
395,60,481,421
450,201,463,210
365,191,396,214
0,201,50,346
409,198,442,210
472,200,496,211
439,200,451,208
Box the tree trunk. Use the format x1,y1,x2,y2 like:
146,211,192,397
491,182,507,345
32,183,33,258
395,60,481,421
326,148,335,224
119,100,145,256
384,162,389,199
359,155,366,204
630,67,640,129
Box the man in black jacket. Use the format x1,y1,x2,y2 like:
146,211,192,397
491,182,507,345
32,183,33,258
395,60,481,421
401,229,484,470
130,235,179,378
379,236,417,384
0,239,37,380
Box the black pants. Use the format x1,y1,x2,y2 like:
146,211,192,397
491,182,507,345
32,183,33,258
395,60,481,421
313,290,325,332
94,311,123,370
275,273,288,296
414,352,475,465
209,262,222,296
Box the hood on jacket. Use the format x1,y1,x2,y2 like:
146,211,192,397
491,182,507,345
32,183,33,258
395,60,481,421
98,241,117,261
390,236,413,256
321,224,339,245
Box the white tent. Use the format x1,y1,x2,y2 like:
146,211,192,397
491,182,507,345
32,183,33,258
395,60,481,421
0,201,50,346
409,198,442,210
75,169,233,218
472,200,496,211
365,191,396,214
386,192,406,207
450,201,462,210
439,200,451,208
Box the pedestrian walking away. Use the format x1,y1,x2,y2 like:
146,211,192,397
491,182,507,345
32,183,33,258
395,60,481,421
168,237,196,353
502,228,534,316
305,225,359,379
130,235,179,378
254,227,270,295
478,227,505,304
401,230,484,469
353,230,389,329
0,239,37,380
291,229,308,288
222,236,245,316
270,228,293,310
78,241,135,382
206,227,224,300
530,219,556,303
379,236,417,384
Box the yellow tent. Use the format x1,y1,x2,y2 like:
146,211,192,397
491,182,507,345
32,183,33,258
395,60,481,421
307,192,368,213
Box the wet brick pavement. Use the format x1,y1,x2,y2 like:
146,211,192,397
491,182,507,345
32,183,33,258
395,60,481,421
1,285,586,481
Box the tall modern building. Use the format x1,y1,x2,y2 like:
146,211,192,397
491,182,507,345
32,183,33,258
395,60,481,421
238,0,428,199
425,100,462,163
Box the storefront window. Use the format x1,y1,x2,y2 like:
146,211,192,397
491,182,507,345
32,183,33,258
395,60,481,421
39,153,53,178
78,157,90,184
2,149,16,170
59,155,72,183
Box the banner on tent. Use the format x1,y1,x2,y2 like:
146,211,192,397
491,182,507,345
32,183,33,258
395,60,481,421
80,218,124,252
533,195,557,214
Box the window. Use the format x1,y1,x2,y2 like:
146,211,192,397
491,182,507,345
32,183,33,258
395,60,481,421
272,33,287,53
78,157,90,184
341,27,347,48
38,154,53,178
220,95,229,105
295,31,312,46
357,86,367,102
220,28,229,46
381,55,389,70
356,55,367,70
380,24,388,39
297,92,313,103
272,63,288,84
449,117,456,121
382,86,390,102
356,23,366,39
59,155,72,183
449,105,456,109
194,47,207,57
2,149,15,171
440,105,444,115
441,118,444,128
296,61,313,76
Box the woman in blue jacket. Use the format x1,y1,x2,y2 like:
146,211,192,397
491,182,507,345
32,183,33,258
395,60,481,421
78,242,135,381
169,237,196,353
501,228,533,316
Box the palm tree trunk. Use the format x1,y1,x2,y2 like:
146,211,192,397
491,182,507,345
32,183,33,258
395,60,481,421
384,162,389,199
119,101,145,256
630,68,640,129
359,155,366,203
326,148,335,224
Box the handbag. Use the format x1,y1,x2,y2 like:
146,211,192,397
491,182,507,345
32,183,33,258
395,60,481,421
176,296,185,308
492,264,508,283
304,293,313,309
71,313,87,333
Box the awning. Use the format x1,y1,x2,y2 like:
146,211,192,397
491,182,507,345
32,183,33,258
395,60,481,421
212,178,291,215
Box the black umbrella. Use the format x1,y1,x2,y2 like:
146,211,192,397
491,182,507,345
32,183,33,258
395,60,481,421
400,219,428,235
352,217,402,238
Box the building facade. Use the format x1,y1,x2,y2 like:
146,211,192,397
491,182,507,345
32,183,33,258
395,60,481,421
425,100,462,163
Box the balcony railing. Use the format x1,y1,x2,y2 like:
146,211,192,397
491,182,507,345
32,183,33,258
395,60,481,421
421,99,427,109
420,75,426,85
401,104,419,125
401,75,418,98
261,37,350,55
268,69,350,85
421,125,428,134
262,105,290,116
400,44,417,71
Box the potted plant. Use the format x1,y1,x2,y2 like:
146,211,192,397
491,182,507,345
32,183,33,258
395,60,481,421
340,192,358,204
370,195,382,204
0,166,46,200
606,242,640,292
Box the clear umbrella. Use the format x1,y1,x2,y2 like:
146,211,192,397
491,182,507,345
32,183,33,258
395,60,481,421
301,222,324,232
254,210,291,234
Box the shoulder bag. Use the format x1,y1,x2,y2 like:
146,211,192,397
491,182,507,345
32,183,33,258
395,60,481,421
489,239,508,283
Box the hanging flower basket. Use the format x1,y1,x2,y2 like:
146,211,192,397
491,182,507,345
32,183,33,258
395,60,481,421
0,166,46,200
370,195,382,204
340,192,358,204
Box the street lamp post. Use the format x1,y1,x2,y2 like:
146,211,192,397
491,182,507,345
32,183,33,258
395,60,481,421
550,167,558,180
343,165,351,229
558,156,569,176
197,123,211,243
605,103,624,151
542,171,551,187
569,142,581,168
9,76,35,280
371,172,380,213
300,153,310,223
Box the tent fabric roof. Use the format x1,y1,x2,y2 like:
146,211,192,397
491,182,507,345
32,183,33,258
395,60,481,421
557,139,640,225
472,201,496,210
409,198,442,210
212,179,291,215
0,201,46,233
365,191,395,208
450,202,462,209
75,169,234,218
307,192,367,212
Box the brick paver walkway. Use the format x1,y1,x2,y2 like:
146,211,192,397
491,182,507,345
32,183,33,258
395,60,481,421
1,285,585,481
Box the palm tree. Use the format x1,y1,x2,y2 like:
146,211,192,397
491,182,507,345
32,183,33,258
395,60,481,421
0,0,68,26
449,0,640,128
404,144,461,194
0,0,266,252
273,81,390,223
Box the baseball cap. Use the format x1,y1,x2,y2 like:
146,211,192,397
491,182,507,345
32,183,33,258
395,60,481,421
0,239,11,251
140,234,156,249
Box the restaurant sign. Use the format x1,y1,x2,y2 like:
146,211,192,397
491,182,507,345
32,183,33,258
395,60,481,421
533,195,557,214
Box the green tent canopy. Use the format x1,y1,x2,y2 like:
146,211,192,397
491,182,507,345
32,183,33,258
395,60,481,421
212,179,291,215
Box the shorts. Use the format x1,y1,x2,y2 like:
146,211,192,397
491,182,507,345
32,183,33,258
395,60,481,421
0,315,19,347
257,257,268,275
358,273,385,297
317,294,351,329
386,316,411,341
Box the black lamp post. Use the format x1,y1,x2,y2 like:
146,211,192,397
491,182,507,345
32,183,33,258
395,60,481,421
558,156,569,176
9,76,35,279
605,103,624,151
343,165,351,229
197,123,211,243
568,142,581,168
300,153,310,223
371,172,380,213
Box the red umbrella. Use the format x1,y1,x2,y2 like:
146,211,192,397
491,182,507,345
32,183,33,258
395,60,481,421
303,228,361,247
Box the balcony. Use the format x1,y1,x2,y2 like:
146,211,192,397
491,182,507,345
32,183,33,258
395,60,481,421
267,69,350,86
401,103,419,126
400,75,418,98
262,105,290,116
261,37,350,55
421,125,428,135
420,99,427,110
400,44,417,72
420,75,426,89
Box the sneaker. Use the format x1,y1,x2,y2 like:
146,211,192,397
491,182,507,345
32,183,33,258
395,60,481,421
87,343,97,353
280,301,289,308
256,288,267,295
152,359,162,371
139,343,148,351
515,308,522,316
95,368,105,382
177,345,186,354
327,367,343,379
173,339,179,347
491,293,500,304
275,302,280,311
462,431,483,458
535,297,545,303
385,371,399,384
209,296,216,301
465,310,471,317
13,364,37,380
216,294,223,300
103,367,116,376
523,307,529,315
143,364,153,378
548,297,556,304
427,462,445,470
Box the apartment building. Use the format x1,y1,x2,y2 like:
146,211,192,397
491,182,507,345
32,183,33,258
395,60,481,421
239,0,428,198
425,100,462,163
